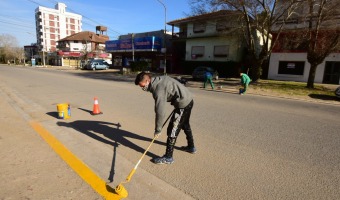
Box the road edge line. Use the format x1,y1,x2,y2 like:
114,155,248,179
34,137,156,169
29,121,119,200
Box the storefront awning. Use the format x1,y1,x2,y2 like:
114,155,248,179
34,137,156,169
57,51,83,57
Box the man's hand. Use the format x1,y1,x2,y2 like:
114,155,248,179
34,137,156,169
154,131,161,138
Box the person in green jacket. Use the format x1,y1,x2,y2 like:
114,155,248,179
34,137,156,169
204,71,214,89
240,72,251,95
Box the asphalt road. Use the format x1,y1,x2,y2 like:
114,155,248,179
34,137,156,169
1,65,340,200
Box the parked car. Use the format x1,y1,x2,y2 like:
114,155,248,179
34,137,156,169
335,86,340,98
85,59,110,70
192,66,219,80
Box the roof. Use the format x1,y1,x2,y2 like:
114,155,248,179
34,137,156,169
58,31,109,43
167,10,242,26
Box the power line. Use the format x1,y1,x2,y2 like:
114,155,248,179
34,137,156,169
0,20,34,29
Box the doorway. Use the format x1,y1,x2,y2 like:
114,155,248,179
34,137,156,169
323,62,340,84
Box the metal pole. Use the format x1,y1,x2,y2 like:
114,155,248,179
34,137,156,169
43,48,45,67
156,0,167,74
164,5,167,74
132,33,135,62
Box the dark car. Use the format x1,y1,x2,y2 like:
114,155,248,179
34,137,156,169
192,66,219,81
335,86,340,98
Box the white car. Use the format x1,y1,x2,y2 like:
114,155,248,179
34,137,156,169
85,59,110,70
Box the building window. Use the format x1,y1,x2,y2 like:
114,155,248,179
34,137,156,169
193,22,206,33
191,46,205,58
216,20,233,32
278,61,305,75
214,45,229,57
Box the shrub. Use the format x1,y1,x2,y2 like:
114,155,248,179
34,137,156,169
130,61,150,72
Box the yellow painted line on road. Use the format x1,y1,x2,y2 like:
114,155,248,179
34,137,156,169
29,121,120,200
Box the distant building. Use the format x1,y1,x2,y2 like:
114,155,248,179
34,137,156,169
269,1,340,84
23,44,39,60
54,26,110,66
105,30,171,71
167,10,263,76
35,2,82,52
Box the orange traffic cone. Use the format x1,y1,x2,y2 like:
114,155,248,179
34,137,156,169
91,97,103,115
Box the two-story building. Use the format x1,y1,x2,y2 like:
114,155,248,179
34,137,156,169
55,26,110,66
167,10,250,77
268,2,340,84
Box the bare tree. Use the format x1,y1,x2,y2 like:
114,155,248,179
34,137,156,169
189,0,302,81
79,40,90,69
302,0,339,88
0,34,20,64
13,47,25,64
276,0,340,88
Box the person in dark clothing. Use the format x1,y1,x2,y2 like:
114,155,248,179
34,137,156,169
135,72,196,164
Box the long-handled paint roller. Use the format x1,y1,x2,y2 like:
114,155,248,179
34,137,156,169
114,135,157,198
114,111,174,198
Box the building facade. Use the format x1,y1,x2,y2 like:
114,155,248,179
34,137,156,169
23,44,39,60
35,3,82,53
105,30,171,71
167,10,253,76
56,27,110,67
268,1,340,84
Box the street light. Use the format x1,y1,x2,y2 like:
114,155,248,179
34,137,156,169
156,0,167,74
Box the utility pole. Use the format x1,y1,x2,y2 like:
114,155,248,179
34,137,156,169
156,0,167,74
131,33,135,62
42,48,45,67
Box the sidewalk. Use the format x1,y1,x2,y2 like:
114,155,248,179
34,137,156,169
0,90,101,199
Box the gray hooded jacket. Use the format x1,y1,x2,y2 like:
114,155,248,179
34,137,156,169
147,76,193,133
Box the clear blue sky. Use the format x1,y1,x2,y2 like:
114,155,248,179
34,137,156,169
0,0,192,47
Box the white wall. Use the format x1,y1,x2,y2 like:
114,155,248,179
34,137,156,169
185,21,244,62
69,43,84,51
268,52,340,83
185,37,242,62
36,3,82,51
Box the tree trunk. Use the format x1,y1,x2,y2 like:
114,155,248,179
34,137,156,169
307,63,317,88
250,60,264,82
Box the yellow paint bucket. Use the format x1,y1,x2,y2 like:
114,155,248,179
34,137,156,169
57,103,71,119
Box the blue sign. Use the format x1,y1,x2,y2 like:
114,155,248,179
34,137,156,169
105,36,162,52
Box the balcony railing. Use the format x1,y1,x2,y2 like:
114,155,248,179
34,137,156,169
172,31,187,39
